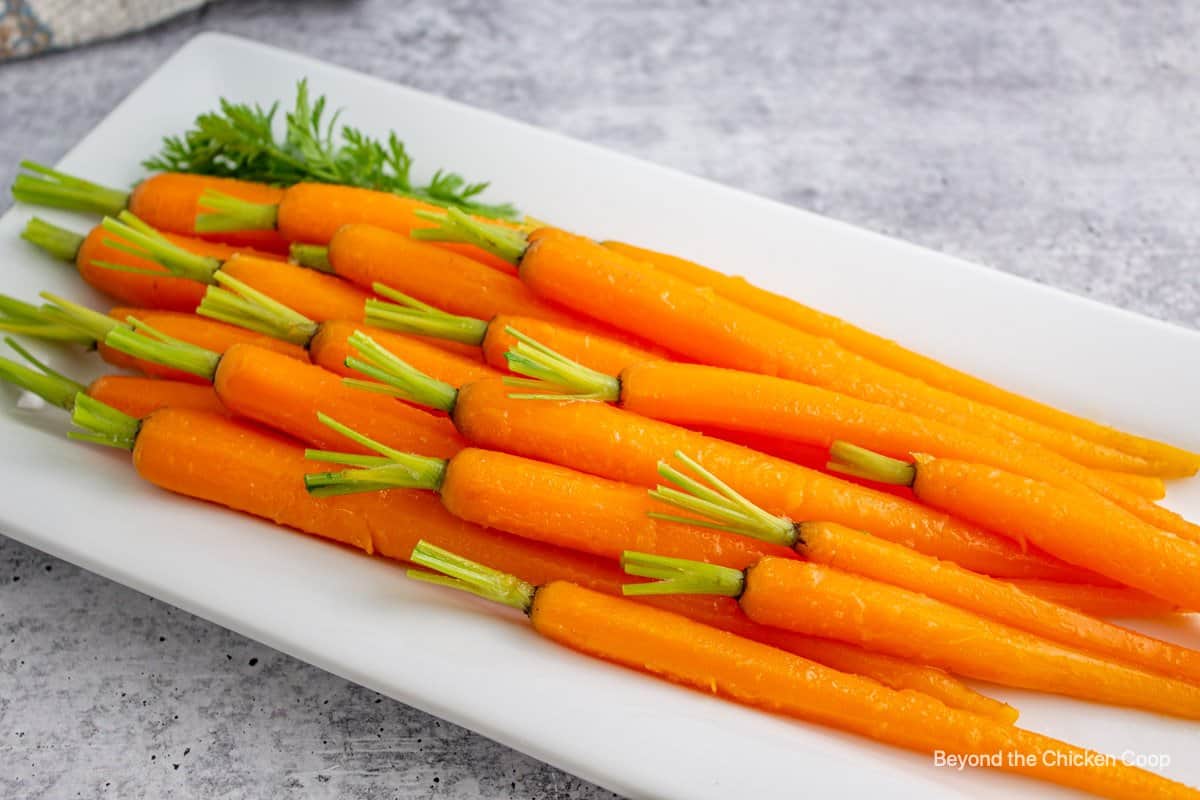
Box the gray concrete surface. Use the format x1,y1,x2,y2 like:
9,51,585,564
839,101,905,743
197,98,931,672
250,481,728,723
1,1,1198,797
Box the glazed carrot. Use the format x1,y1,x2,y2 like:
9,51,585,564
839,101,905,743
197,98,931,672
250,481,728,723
363,285,667,375
645,451,1200,684
12,162,289,252
195,183,515,269
339,338,1097,583
1010,580,1181,619
830,444,1200,610
97,319,464,459
20,217,282,312
1097,470,1167,500
413,543,1193,799
417,213,1177,477
622,551,1200,717
501,338,1200,543
606,240,1200,477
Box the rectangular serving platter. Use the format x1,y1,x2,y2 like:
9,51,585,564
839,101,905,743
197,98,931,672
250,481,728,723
1,32,1197,799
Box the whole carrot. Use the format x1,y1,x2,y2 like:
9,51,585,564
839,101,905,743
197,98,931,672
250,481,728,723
621,551,1200,717
830,443,1200,610
644,451,1200,684
501,333,1200,543
56,393,1002,720
413,542,1194,800
606,239,1200,477
12,162,289,252
337,335,1097,582
416,213,1176,477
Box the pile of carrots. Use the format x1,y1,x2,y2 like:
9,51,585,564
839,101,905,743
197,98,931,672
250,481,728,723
3,104,1199,799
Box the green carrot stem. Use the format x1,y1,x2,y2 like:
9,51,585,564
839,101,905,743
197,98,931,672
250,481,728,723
197,272,318,346
647,451,798,548
408,540,535,613
0,338,86,411
99,212,222,283
289,244,333,273
195,190,279,233
0,294,96,345
20,217,86,262
68,393,139,451
103,319,221,381
343,330,458,413
37,292,121,342
10,161,130,216
827,441,917,487
302,413,447,497
501,326,620,402
410,208,528,265
364,285,488,346
620,552,745,598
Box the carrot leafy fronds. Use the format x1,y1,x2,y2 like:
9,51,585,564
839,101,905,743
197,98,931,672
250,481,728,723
342,330,458,412
501,326,620,402
648,451,798,548
144,80,518,220
408,540,535,613
68,393,139,451
620,551,745,598
11,161,129,217
197,272,317,346
302,413,447,497
828,441,917,486
411,208,528,264
364,284,488,346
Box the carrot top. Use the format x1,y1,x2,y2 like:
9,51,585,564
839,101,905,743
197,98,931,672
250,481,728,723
411,208,529,265
621,551,746,598
828,441,920,486
68,392,141,450
11,161,130,217
289,243,333,273
364,284,490,346
102,318,221,381
302,413,448,497
501,326,620,402
21,217,86,263
408,540,537,613
196,272,318,346
0,337,87,410
340,330,459,412
194,190,280,234
0,292,97,345
97,212,223,283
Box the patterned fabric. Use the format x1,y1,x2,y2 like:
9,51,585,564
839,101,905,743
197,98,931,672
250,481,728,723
0,0,206,60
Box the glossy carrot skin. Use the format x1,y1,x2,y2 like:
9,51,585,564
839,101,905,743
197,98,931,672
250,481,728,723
1098,471,1166,500
911,456,1200,610
522,231,1165,477
451,379,1094,582
480,313,666,375
605,240,1200,478
212,344,465,458
88,376,226,419
440,448,794,569
309,320,493,385
618,361,1200,543
100,307,307,383
737,557,1200,717
801,521,1200,684
532,582,1194,800
133,173,289,253
1010,580,1181,619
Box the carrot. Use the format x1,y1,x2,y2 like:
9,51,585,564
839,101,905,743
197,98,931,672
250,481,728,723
12,162,289,252
1010,580,1182,619
413,543,1194,799
97,319,464,458
830,444,1200,611
606,240,1200,478
363,285,667,375
644,451,1200,684
339,337,1099,583
20,217,283,312
621,551,1200,717
416,212,1179,477
195,183,515,269
501,336,1200,543
56,394,1004,721
1097,470,1167,500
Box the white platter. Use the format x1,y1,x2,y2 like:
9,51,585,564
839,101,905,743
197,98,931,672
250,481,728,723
1,32,1197,799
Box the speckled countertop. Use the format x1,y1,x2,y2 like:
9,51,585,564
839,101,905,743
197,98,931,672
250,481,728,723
1,1,1198,798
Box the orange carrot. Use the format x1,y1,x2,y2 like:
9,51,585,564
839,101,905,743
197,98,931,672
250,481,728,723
643,452,1200,685
362,285,668,375
340,339,1098,583
500,342,1200,542
12,162,289,252
622,551,1200,717
1010,580,1182,619
413,543,1194,799
606,240,1200,477
1097,470,1166,500
59,393,1003,720
831,444,1200,611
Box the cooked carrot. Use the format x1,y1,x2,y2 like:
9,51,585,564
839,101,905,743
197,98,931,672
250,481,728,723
339,338,1097,582
606,240,1200,477
1097,470,1167,500
501,339,1200,542
11,162,289,252
363,285,667,375
195,183,515,269
97,319,464,458
1010,580,1181,619
416,213,1178,477
645,451,1200,684
413,543,1193,799
622,551,1200,717
830,444,1200,610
